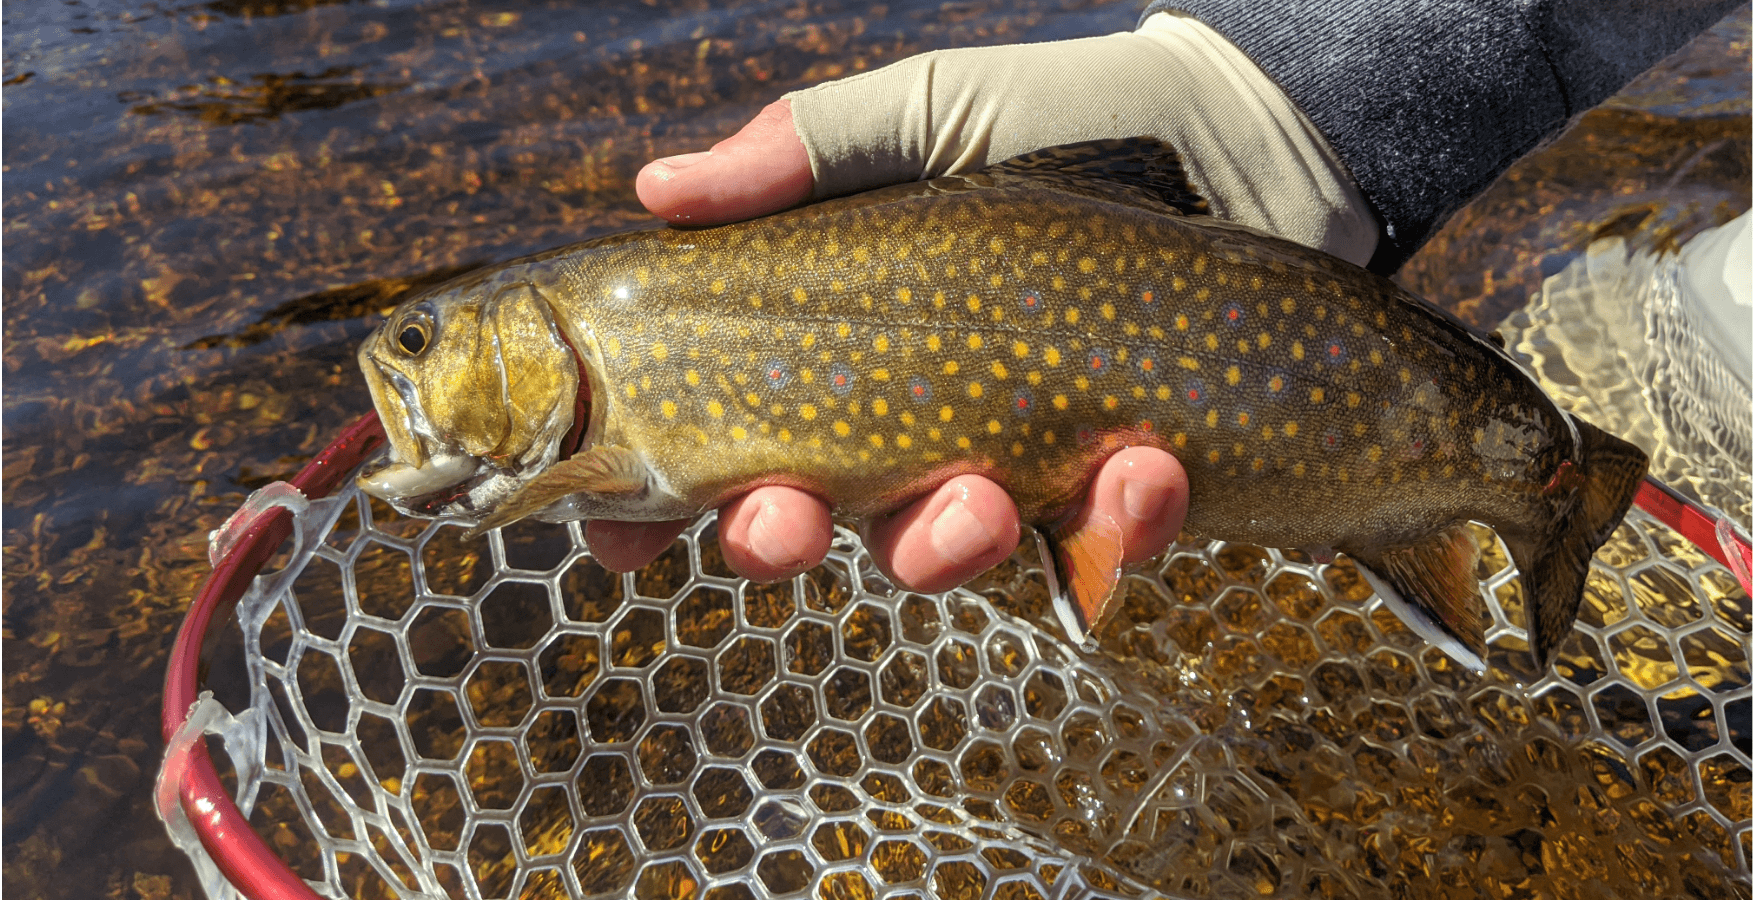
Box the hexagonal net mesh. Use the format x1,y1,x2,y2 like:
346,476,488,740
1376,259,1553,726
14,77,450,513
164,455,1750,900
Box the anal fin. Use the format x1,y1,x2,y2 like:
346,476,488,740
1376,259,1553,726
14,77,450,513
1041,512,1125,651
1351,523,1488,674
466,445,648,538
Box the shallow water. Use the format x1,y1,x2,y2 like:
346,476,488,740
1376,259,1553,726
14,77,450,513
2,2,1749,898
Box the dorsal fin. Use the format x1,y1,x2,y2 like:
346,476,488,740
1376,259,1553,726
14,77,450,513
973,138,1211,218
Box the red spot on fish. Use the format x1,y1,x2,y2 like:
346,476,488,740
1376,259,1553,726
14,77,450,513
1542,459,1584,495
912,384,926,397
1141,290,1155,304
1267,375,1285,392
1226,307,1240,323
1187,388,1201,401
1327,342,1343,358
1140,420,1153,432
834,374,847,386
1140,358,1155,373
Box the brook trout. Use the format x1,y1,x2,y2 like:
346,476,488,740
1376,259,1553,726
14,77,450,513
357,140,1647,672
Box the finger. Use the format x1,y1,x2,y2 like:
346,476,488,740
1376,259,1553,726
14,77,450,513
717,486,834,583
637,99,813,225
585,518,692,572
863,476,1021,594
1075,446,1188,566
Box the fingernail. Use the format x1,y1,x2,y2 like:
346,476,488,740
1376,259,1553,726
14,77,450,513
1121,474,1172,523
929,494,1000,563
747,499,809,573
654,150,711,170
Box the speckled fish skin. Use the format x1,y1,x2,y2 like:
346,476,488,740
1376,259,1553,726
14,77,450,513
358,140,1647,667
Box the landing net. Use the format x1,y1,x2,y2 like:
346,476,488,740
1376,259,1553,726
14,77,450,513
159,408,1751,900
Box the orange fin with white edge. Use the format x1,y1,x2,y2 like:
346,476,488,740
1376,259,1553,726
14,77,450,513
1040,513,1125,649
1350,522,1488,673
465,445,647,539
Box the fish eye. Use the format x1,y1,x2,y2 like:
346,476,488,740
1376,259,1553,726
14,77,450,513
395,311,433,356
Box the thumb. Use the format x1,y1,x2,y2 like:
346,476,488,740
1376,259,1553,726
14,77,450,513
636,100,813,226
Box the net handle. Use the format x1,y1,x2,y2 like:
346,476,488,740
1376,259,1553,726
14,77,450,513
1634,475,1754,593
160,413,387,900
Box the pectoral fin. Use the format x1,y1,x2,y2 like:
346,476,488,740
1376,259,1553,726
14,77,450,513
1040,512,1126,650
465,445,648,538
1351,523,1487,673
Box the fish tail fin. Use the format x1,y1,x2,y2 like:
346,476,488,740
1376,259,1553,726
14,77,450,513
1505,418,1648,668
1351,523,1489,673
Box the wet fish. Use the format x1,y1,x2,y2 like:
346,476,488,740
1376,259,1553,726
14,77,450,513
356,139,1647,671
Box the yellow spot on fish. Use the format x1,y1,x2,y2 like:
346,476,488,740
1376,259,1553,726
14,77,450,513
927,334,942,352
745,392,761,407
1225,365,1241,386
967,333,983,350
900,411,915,426
836,322,851,339
1282,297,1296,314
872,368,890,382
1207,449,1222,464
1043,430,1056,445
1075,376,1090,391
1367,445,1383,463
1101,302,1116,320
874,334,890,353
800,404,817,420
869,434,884,448
872,399,889,416
1011,442,1024,457
661,401,677,418
650,342,669,361
1078,257,1096,273
731,426,747,440
990,363,1009,380
1347,392,1362,408
833,420,851,437
966,295,982,313
1044,347,1061,366
943,360,960,376
1103,395,1119,410
771,404,785,417
1399,368,1412,384
1174,432,1187,448
1258,333,1271,349
1284,422,1299,437
1013,340,1029,358
707,400,725,418
940,406,955,422
605,337,622,357
1027,371,1042,385
1064,307,1080,325
897,434,912,449
987,419,1002,434
897,287,912,304
1132,386,1146,399
1252,457,1265,471
625,384,638,399
686,369,701,387
792,287,807,304
1309,387,1325,404
1205,334,1219,351
956,436,971,449
1194,256,1208,275
1156,385,1171,400
1354,422,1369,437
928,428,941,441
1206,409,1219,428
1052,395,1068,410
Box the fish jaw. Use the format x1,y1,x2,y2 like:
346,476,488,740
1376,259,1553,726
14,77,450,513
354,274,584,522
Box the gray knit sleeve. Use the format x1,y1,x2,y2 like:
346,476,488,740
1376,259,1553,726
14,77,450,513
1144,0,1741,272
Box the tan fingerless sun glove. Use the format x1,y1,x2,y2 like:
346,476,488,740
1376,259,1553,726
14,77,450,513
785,12,1380,266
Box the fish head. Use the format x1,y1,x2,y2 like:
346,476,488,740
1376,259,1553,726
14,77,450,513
356,272,584,519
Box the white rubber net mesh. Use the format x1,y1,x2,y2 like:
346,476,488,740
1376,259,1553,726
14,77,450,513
181,472,1750,900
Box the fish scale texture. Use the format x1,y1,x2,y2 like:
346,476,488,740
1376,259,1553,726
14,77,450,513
190,481,1750,900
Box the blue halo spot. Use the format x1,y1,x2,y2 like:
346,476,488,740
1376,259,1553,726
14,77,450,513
1223,303,1244,327
1183,378,1208,407
907,376,932,403
1322,430,1343,452
1085,347,1112,374
1019,290,1045,315
829,363,856,396
763,360,793,390
1264,370,1288,395
1012,388,1034,418
1322,339,1347,363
